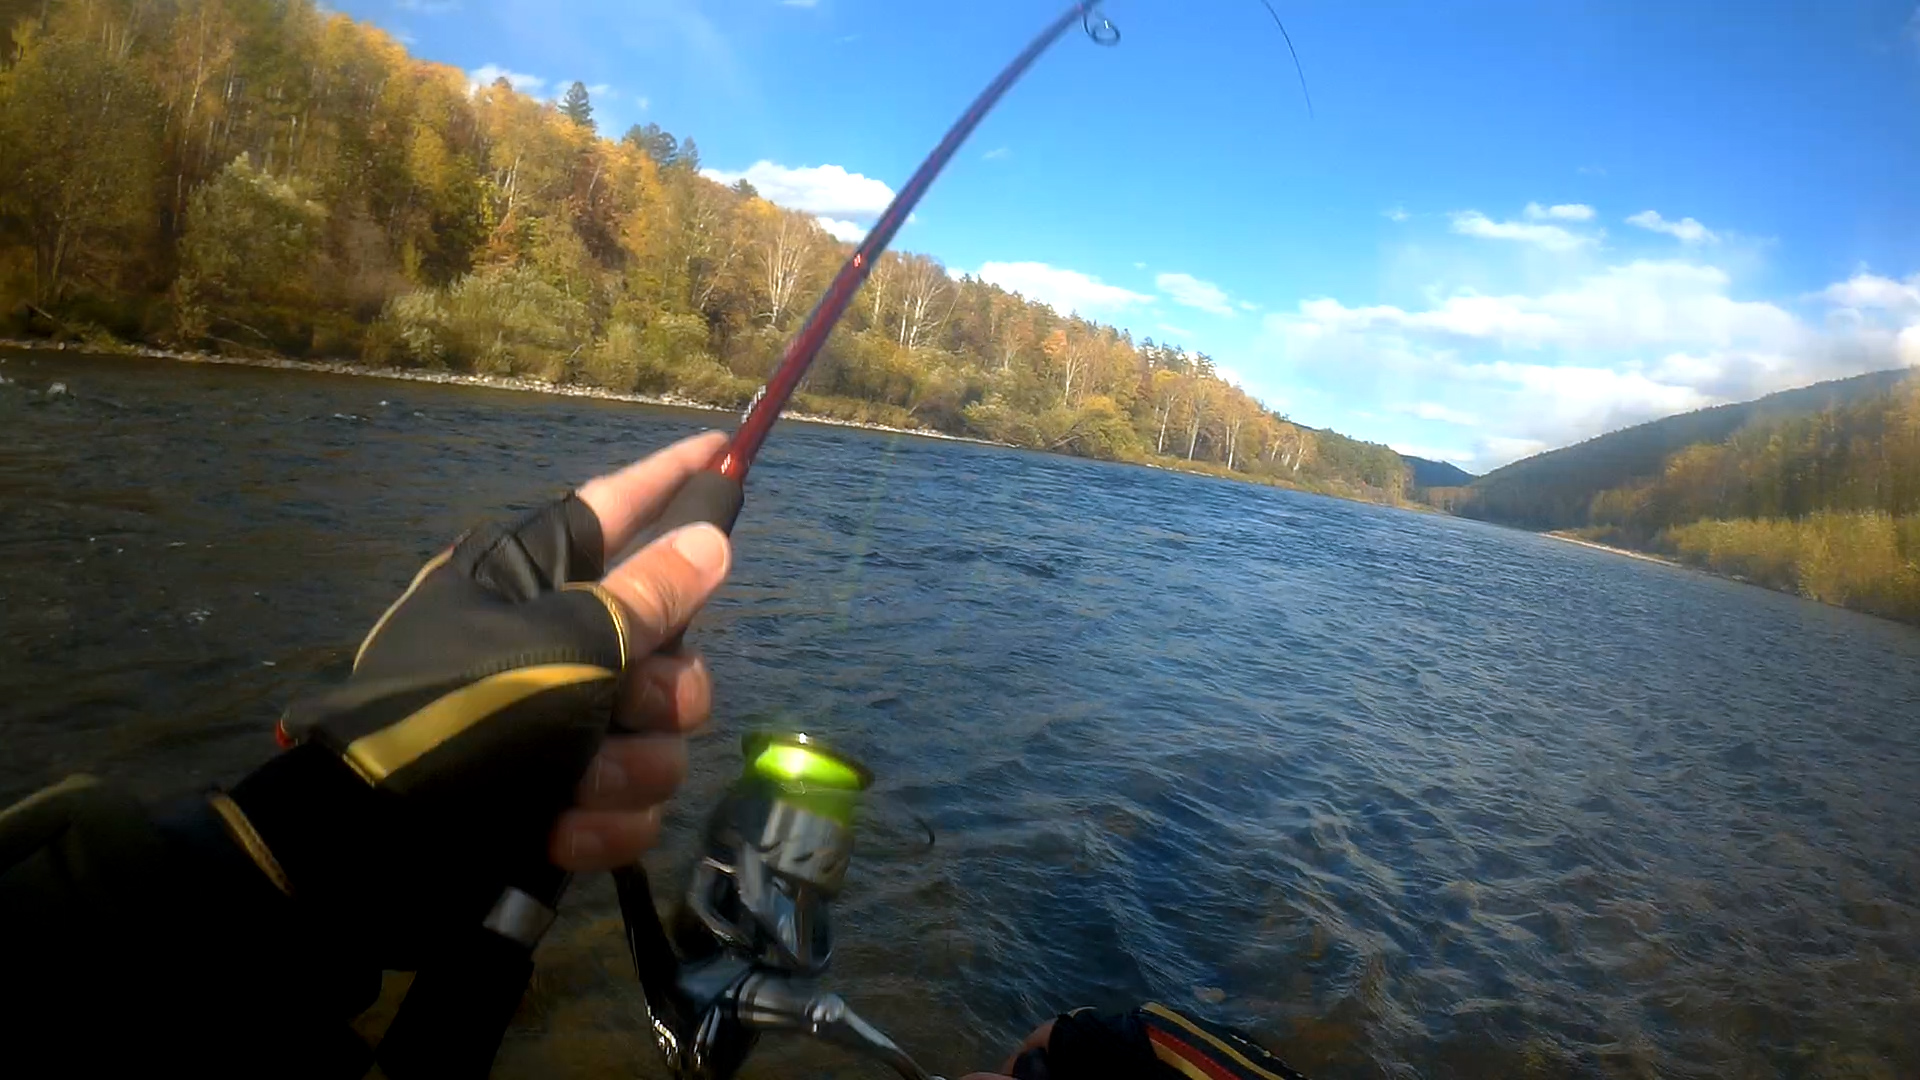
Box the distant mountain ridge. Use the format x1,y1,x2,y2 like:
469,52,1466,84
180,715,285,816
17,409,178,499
1400,455,1475,489
1452,368,1916,529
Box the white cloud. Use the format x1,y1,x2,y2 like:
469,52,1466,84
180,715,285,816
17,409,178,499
1391,442,1476,465
699,161,895,220
1384,206,1409,222
1156,272,1235,316
976,262,1152,315
1626,210,1717,244
397,0,459,13
585,82,611,96
815,217,866,243
1260,252,1918,470
1283,261,1799,353
1450,210,1592,252
781,0,819,6
1157,323,1197,340
1457,360,1717,435
635,95,651,109
983,147,1012,161
1393,401,1480,426
1822,271,1920,313
469,64,545,93
1524,202,1595,222
1238,300,1260,312
1479,436,1551,465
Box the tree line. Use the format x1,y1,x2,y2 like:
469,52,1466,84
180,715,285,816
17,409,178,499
0,0,1411,503
1435,373,1920,623
1431,369,1914,530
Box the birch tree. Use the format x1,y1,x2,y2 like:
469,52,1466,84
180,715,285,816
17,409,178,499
895,252,951,349
752,204,814,328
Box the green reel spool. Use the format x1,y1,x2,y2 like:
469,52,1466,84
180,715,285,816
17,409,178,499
740,732,872,825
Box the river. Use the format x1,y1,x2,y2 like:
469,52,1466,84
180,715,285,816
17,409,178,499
3,349,1917,1079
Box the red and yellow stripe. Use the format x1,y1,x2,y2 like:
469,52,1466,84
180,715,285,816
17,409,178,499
1141,1002,1299,1080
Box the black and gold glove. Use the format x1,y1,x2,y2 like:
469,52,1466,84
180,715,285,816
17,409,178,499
0,432,733,1079
214,430,733,971
224,493,627,964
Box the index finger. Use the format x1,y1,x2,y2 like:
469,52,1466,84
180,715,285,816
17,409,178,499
576,431,730,555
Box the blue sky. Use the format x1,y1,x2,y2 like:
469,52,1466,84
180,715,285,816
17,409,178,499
341,0,1920,471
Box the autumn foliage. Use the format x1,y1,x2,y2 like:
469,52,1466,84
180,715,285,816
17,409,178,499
1580,376,1920,621
0,0,1409,502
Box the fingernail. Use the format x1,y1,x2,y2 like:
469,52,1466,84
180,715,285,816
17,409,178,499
590,755,628,797
671,524,729,579
567,828,605,862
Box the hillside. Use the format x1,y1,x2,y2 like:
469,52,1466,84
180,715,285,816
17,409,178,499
0,0,1411,505
1451,369,1914,529
1434,370,1920,624
1401,455,1475,490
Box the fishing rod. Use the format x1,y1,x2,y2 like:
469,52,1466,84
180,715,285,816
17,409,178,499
615,3,1310,1076
608,6,1123,1078
644,0,1314,536
380,2,1313,1076
644,2,1120,541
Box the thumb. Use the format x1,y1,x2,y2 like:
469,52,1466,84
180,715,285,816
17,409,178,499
599,523,732,656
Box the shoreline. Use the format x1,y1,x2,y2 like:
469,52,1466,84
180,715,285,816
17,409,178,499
2,336,1409,508
0,337,1011,449
1544,531,1682,569
1545,528,1785,600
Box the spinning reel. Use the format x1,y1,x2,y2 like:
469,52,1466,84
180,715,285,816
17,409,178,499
616,733,944,1080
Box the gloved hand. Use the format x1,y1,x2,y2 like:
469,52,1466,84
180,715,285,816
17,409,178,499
964,1003,1307,1080
214,431,733,967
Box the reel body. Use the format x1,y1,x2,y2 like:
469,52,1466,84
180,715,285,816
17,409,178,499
625,734,942,1080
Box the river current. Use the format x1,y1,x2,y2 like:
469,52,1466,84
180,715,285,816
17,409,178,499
3,350,1916,1078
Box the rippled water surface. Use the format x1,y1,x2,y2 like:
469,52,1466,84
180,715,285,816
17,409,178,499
4,350,1919,1079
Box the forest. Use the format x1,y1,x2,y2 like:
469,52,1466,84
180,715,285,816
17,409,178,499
1435,372,1920,623
1437,368,1914,530
0,0,1411,503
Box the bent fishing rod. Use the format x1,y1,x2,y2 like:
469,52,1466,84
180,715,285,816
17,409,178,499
372,7,1123,1079
380,3,1311,1077
606,7,1122,1079
644,2,1119,540
614,2,1309,1070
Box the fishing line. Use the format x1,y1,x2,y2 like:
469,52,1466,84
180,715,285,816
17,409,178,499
1254,0,1315,119
833,433,905,636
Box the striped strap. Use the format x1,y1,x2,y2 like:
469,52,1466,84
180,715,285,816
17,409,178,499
1139,1003,1305,1080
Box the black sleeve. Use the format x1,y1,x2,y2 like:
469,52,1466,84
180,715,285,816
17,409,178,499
1024,1009,1173,1080
0,776,381,1078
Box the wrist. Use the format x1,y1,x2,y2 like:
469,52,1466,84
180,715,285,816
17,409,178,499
228,742,392,903
151,787,385,1048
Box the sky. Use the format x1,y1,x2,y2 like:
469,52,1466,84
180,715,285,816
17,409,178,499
336,0,1920,472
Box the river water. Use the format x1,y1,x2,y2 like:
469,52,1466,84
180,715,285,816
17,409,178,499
3,349,1918,1079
